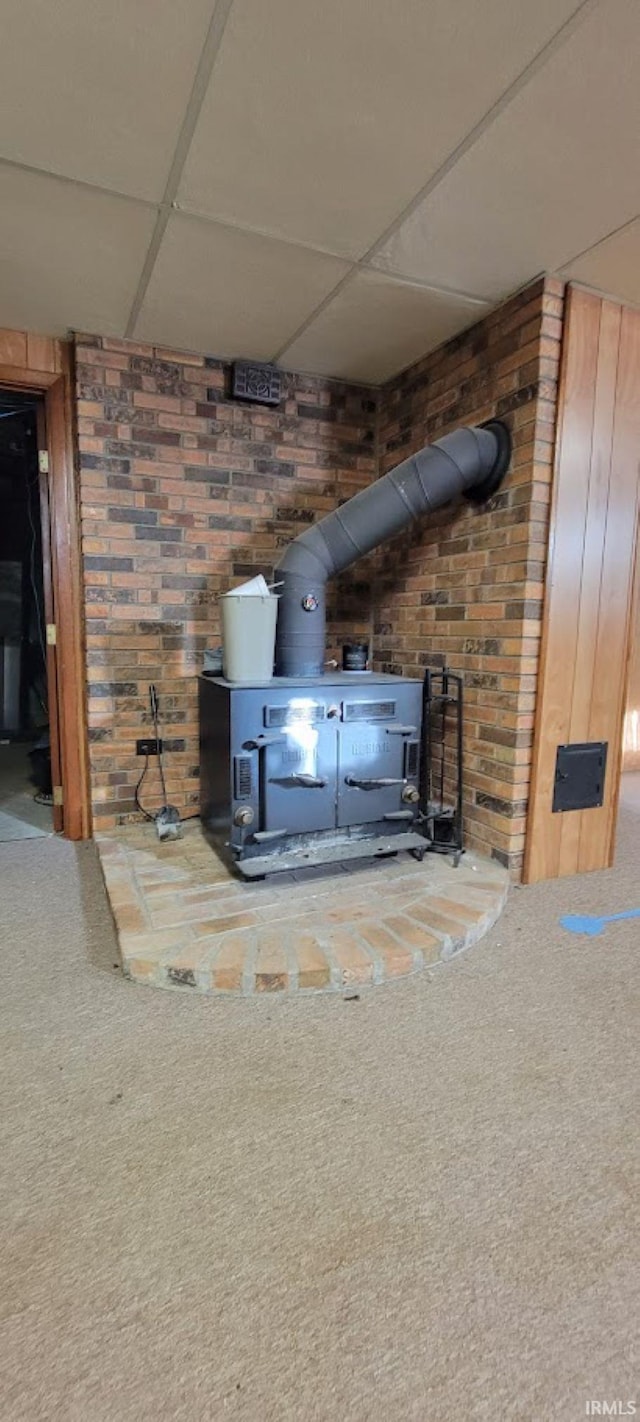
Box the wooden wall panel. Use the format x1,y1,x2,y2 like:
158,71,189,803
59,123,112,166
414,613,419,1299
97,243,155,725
622,537,640,771
524,288,640,883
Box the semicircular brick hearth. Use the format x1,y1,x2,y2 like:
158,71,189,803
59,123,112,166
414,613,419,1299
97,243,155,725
96,825,508,995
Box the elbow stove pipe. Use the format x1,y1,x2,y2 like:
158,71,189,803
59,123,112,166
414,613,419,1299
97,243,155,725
274,419,511,678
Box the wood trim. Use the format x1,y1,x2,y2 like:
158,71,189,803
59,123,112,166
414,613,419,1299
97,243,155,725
45,350,91,839
0,328,91,840
36,405,63,834
524,288,640,883
0,366,59,390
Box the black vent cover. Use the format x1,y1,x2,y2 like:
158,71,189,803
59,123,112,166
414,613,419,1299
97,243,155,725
231,361,281,406
552,741,608,813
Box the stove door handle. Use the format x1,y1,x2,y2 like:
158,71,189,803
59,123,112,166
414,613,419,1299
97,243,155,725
345,775,405,789
385,725,417,736
244,733,285,749
271,773,327,789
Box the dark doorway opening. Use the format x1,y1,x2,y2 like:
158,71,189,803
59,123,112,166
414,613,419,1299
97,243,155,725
0,391,54,841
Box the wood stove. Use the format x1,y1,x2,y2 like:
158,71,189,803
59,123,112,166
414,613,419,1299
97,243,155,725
199,422,511,877
199,671,424,877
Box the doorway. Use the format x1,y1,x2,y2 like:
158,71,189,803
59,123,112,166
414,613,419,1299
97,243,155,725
0,330,90,840
0,391,61,840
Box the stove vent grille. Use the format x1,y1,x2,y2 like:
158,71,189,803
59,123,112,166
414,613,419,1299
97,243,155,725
404,740,419,778
344,700,396,722
234,755,253,800
265,702,325,727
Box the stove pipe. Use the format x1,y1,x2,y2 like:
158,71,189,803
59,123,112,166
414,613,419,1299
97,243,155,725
274,419,511,678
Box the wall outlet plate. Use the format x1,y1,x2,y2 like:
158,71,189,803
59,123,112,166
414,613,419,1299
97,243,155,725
136,738,163,756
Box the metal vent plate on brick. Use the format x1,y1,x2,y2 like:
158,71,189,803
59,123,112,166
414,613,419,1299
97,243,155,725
231,361,281,406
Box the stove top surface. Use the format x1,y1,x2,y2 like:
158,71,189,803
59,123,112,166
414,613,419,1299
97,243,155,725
202,671,420,690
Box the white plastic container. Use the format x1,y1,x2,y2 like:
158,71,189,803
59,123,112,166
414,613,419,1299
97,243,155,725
221,591,278,682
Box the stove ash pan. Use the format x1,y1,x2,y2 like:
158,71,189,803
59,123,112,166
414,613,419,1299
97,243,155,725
199,673,426,878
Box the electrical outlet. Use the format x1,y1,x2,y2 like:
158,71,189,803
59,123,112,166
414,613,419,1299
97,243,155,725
136,738,163,756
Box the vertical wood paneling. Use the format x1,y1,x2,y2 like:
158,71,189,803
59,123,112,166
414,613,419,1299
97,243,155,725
582,305,640,872
558,300,621,876
524,288,600,882
622,538,640,771
524,289,640,883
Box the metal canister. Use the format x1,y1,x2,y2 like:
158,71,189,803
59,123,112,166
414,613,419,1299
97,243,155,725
342,642,369,672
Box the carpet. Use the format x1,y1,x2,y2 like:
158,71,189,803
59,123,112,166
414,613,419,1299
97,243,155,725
0,792,639,1421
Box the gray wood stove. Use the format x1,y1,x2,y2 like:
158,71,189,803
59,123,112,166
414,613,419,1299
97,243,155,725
199,421,511,877
199,671,424,877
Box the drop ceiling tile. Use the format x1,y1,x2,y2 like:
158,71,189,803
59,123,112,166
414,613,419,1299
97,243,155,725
0,166,155,335
562,219,640,308
178,0,579,258
133,213,350,357
0,0,213,201
372,0,640,300
278,270,490,384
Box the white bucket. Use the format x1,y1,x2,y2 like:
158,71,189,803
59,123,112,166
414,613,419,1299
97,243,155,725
221,592,279,682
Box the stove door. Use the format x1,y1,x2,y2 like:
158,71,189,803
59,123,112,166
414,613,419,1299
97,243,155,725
337,722,412,827
263,722,337,833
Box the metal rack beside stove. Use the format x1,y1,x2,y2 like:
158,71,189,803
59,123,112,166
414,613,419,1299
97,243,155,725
421,668,464,867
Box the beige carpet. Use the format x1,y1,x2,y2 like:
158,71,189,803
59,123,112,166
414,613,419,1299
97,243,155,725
1,795,639,1421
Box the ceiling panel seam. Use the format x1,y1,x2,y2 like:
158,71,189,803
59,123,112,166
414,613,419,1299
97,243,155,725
125,0,235,339
351,266,492,306
559,211,640,273
272,0,599,365
170,204,500,306
360,0,600,267
0,153,159,208
172,199,355,262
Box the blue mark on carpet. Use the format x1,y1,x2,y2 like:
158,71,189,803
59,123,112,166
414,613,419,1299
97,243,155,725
560,909,640,937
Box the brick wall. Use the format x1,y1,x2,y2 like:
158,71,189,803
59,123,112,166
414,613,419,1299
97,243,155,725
374,276,564,873
75,276,563,870
75,339,376,827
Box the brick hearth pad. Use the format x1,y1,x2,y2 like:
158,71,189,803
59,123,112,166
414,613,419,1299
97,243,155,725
96,825,509,995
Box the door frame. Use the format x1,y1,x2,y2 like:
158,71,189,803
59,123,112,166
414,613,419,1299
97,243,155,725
0,343,90,839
